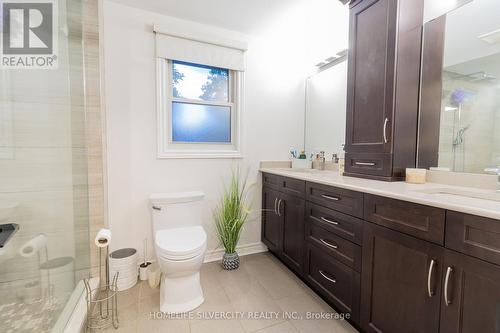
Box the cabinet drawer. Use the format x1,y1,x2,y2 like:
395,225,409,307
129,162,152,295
306,202,363,245
446,211,500,266
344,153,392,178
306,182,363,218
262,173,281,190
262,173,305,198
305,243,360,322
281,176,305,198
306,222,362,271
364,194,445,244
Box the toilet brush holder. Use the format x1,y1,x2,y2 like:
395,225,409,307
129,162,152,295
139,262,151,281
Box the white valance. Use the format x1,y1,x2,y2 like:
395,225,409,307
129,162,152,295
154,24,247,71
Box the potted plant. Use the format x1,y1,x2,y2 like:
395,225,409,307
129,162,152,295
213,169,252,270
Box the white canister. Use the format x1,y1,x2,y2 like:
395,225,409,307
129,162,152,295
109,248,138,291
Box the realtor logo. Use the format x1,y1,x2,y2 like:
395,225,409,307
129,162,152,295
1,0,58,69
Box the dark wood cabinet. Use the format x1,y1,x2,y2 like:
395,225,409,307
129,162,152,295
306,202,364,245
364,194,445,245
263,173,500,333
344,0,424,181
261,174,306,274
305,243,361,322
445,211,500,266
440,249,500,333
361,222,443,333
280,192,305,274
262,186,282,253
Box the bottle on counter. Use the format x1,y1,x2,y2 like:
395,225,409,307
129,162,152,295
338,144,345,175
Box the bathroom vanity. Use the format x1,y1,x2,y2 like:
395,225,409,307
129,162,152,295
260,169,500,333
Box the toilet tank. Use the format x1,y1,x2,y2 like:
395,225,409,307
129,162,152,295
150,191,205,232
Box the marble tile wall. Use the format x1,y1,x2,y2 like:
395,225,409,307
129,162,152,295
82,0,106,278
438,72,500,173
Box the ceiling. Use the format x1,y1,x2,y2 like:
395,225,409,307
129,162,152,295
107,0,305,35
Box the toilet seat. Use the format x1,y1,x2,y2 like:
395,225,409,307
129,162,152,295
156,226,206,261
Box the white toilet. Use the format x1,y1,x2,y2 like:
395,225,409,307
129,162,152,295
150,191,207,313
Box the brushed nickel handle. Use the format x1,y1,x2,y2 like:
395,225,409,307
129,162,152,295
152,205,162,211
274,198,278,215
277,199,283,217
319,270,336,284
383,117,389,143
320,217,339,225
321,194,340,201
444,266,453,306
428,259,436,297
355,161,376,166
320,238,338,249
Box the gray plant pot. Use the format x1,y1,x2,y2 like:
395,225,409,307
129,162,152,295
222,252,240,270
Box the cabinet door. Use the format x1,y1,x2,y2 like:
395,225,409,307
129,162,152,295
440,250,500,333
279,192,305,274
261,187,282,253
361,223,443,333
345,0,397,155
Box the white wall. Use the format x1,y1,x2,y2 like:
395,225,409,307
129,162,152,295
102,1,312,259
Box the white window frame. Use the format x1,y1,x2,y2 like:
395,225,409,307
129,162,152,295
156,58,243,159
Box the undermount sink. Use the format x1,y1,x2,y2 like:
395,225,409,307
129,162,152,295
415,188,500,202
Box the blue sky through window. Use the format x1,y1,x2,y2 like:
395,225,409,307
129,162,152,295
172,61,229,102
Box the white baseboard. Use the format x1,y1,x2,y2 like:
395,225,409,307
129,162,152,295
203,242,268,263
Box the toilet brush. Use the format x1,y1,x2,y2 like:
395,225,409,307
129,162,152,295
139,238,151,280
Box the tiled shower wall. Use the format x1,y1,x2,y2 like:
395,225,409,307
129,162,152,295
438,71,500,173
83,0,106,278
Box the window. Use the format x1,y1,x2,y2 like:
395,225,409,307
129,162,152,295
171,61,232,143
154,24,246,158
157,59,243,158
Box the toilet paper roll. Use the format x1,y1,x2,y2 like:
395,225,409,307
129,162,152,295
19,234,47,258
95,228,112,248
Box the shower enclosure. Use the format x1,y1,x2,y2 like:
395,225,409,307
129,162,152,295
0,0,91,331
438,55,500,174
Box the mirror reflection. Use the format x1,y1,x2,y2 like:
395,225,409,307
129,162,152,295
304,56,347,161
419,0,500,174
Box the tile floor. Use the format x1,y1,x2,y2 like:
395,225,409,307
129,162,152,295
101,252,359,333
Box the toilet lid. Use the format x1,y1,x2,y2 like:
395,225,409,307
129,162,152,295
155,226,206,259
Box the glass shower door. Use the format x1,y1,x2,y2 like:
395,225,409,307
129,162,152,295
0,0,91,331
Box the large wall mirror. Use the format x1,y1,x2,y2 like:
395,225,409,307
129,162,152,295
418,0,500,174
304,55,348,159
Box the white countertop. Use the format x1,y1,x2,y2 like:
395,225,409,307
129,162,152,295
260,168,500,220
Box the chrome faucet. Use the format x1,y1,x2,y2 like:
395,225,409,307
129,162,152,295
484,167,500,192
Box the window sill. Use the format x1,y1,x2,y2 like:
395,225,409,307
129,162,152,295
157,151,243,159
